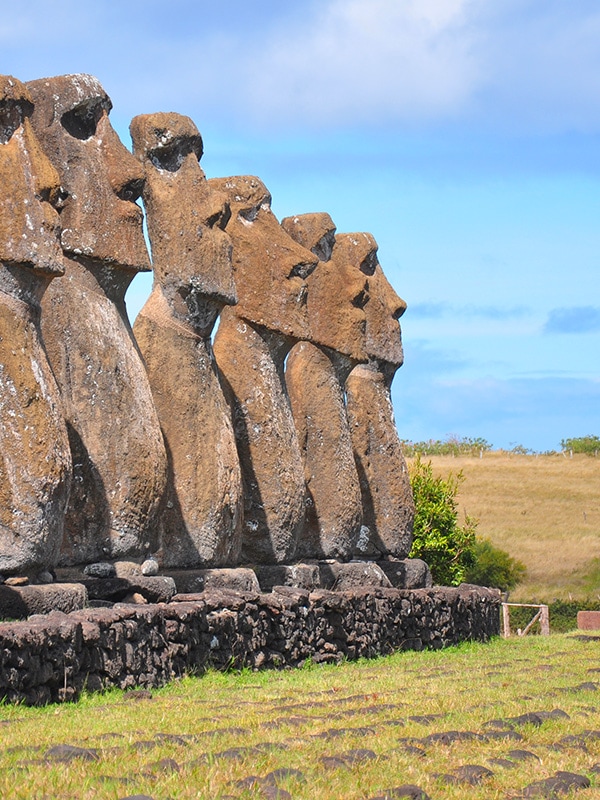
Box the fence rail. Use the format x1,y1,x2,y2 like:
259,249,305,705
501,603,550,637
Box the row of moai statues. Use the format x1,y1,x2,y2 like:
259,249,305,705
0,73,415,579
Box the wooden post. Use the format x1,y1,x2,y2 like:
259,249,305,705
502,603,511,638
540,605,550,635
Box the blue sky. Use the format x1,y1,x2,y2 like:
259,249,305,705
4,0,599,451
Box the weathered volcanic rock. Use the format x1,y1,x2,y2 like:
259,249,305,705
345,244,414,558
0,75,72,575
281,218,371,363
211,176,318,563
254,563,320,592
283,217,372,561
346,362,414,559
215,317,306,563
161,567,260,594
379,559,433,589
81,575,176,604
286,342,362,559
130,113,242,568
318,561,392,590
0,583,87,619
27,74,168,565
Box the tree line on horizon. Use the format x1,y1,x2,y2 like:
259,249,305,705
400,434,600,458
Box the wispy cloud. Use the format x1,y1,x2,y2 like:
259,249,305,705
8,1,600,136
235,0,478,128
544,306,600,334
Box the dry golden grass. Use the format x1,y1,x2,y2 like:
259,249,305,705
415,453,600,601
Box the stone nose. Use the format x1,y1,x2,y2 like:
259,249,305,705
381,273,406,319
284,238,318,280
98,114,146,203
391,292,407,320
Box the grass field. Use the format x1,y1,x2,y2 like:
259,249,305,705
417,453,600,602
1,635,600,799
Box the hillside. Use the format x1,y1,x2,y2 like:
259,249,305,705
412,453,600,601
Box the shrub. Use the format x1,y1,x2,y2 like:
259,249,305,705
465,538,526,592
408,456,477,586
560,435,600,456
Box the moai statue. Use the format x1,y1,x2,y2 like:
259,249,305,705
0,75,72,576
27,75,168,566
130,113,243,568
281,214,370,559
344,236,415,558
210,176,318,563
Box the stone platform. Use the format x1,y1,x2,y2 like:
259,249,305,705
0,584,500,706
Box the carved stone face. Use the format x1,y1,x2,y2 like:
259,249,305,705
353,233,406,368
0,75,64,275
26,74,150,272
208,176,318,340
281,214,370,360
130,112,236,334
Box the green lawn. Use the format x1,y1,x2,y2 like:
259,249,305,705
1,634,600,798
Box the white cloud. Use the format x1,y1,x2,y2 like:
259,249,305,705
7,1,600,134
233,0,479,127
217,0,600,133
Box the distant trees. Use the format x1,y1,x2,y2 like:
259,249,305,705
560,435,600,456
400,433,600,457
400,436,492,458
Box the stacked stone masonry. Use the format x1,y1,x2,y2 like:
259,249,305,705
0,585,500,706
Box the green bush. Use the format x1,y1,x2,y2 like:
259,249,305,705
560,435,600,455
408,456,477,586
465,538,526,592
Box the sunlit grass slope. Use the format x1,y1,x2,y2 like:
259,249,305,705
420,453,600,601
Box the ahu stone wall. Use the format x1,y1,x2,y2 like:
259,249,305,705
0,585,500,706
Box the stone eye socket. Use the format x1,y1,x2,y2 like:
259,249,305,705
61,100,104,140
149,144,185,172
352,287,370,309
238,203,259,223
149,138,202,173
206,203,231,231
359,250,378,277
0,98,32,145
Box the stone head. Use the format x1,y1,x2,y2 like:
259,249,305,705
280,212,336,263
0,75,64,278
353,233,406,369
26,74,150,273
281,214,370,361
130,112,236,335
208,176,318,341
